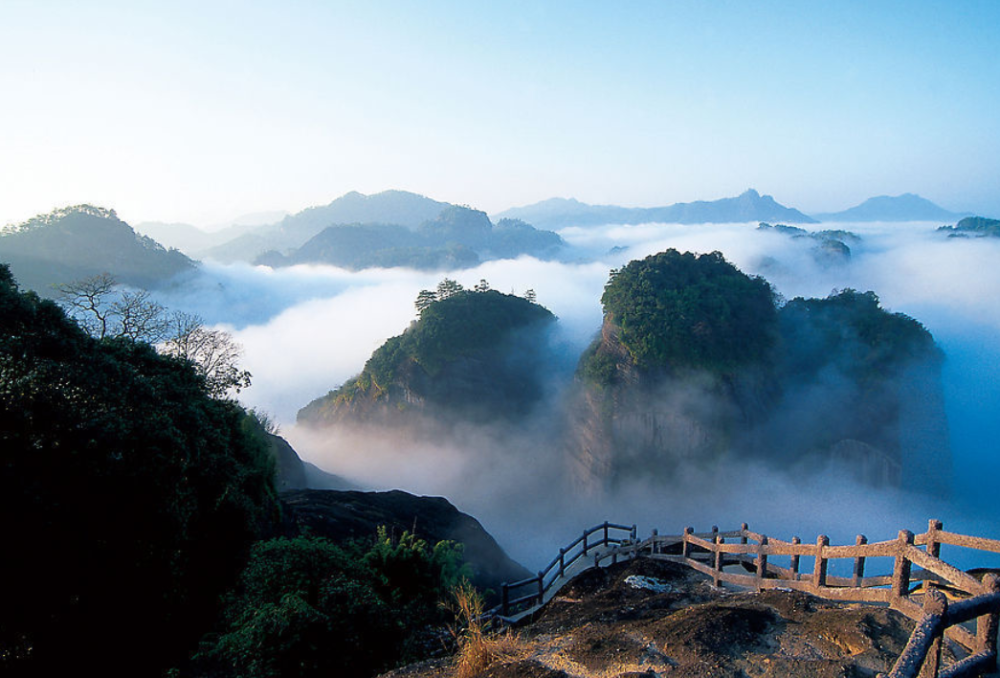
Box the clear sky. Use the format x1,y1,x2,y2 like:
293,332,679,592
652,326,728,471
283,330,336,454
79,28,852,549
1,0,998,227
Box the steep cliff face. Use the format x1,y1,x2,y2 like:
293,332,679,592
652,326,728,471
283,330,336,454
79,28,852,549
568,318,776,494
569,250,950,496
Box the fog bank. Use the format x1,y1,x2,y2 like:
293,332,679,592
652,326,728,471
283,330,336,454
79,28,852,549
153,221,1000,568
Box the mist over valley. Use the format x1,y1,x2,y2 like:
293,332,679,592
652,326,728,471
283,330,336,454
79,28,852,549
6,192,995,572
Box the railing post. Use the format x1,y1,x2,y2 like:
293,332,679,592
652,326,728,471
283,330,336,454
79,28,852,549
559,547,565,578
604,521,609,545
711,525,719,544
926,519,942,559
853,535,868,587
790,536,801,580
813,535,829,589
741,522,749,545
919,588,948,678
582,530,588,556
631,524,637,541
977,573,1000,671
756,535,768,591
537,572,544,603
651,528,658,555
682,526,693,560
713,534,724,587
501,583,510,616
892,530,915,602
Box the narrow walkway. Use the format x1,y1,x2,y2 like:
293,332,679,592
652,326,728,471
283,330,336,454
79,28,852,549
499,541,625,624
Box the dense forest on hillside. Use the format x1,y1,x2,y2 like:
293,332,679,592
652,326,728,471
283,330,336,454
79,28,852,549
0,265,483,678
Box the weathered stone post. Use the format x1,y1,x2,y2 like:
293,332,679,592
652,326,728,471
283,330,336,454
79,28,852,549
919,588,948,678
558,547,565,578
741,522,749,545
790,536,801,579
978,573,1000,671
892,530,915,602
713,535,724,587
813,535,829,589
582,529,589,556
651,528,658,555
603,521,609,545
853,535,868,588
756,536,769,592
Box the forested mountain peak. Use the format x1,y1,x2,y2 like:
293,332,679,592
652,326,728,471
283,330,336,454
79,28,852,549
298,285,556,426
0,204,195,293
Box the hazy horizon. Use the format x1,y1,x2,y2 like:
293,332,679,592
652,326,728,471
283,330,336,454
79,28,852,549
2,2,999,228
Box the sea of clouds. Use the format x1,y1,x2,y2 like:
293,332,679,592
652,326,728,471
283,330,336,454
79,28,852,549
152,221,1000,569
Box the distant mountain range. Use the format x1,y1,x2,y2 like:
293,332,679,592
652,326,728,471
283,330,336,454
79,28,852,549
812,194,970,222
494,189,818,228
495,190,974,228
204,190,564,269
202,190,452,262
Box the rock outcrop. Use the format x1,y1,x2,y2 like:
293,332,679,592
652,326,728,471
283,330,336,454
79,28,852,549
280,489,530,597
382,558,927,678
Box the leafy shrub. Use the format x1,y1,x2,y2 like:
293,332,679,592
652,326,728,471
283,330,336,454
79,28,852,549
194,530,470,678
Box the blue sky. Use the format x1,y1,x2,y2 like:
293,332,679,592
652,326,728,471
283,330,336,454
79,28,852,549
1,1,998,227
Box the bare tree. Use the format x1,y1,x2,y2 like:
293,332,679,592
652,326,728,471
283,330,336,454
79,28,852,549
57,273,117,339
58,274,169,342
160,312,252,397
113,289,168,342
58,274,251,398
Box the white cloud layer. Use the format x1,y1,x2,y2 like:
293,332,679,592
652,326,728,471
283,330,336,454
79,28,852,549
151,222,1000,568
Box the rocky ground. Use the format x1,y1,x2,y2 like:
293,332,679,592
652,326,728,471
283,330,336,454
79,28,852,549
383,558,958,678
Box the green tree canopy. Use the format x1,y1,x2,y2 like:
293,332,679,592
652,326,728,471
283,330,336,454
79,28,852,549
598,249,778,374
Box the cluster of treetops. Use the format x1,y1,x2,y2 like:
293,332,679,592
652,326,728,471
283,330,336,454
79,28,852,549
580,249,936,386
0,263,482,678
325,278,549,406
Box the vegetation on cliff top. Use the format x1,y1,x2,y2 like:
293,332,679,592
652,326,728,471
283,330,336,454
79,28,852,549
778,288,938,384
937,216,1000,238
593,249,778,377
299,285,554,422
